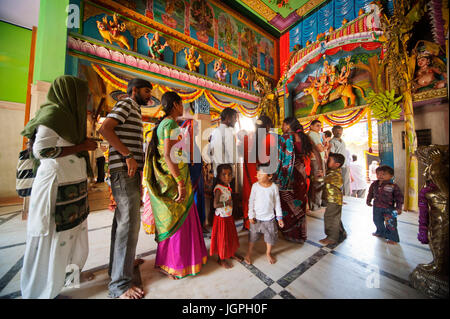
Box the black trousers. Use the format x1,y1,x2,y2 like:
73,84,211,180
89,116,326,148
96,156,105,183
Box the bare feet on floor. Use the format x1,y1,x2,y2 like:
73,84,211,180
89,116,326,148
134,258,144,267
319,237,336,245
118,286,145,299
218,259,233,269
80,271,95,282
231,254,243,262
266,253,276,264
157,267,179,280
244,255,252,265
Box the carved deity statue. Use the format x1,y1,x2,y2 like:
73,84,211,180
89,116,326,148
237,68,249,89
410,144,449,298
96,14,131,50
145,32,169,60
184,46,201,72
214,58,228,82
412,51,447,93
250,66,279,126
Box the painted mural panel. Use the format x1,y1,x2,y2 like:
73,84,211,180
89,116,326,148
292,52,379,118
153,0,186,34
107,0,275,75
190,0,215,46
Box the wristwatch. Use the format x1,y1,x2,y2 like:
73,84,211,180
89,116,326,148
124,153,134,160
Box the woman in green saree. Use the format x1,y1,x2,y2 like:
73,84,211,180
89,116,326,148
143,91,207,279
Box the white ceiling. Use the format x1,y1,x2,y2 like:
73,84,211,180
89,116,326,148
0,0,40,29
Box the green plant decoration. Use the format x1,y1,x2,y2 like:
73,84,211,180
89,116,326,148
366,89,403,123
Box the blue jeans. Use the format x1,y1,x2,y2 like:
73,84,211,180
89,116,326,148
108,170,141,298
373,207,400,242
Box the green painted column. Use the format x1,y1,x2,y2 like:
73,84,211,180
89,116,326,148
33,0,70,83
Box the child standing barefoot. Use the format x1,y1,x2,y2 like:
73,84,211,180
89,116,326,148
245,165,284,265
319,153,347,245
210,164,242,268
366,165,404,245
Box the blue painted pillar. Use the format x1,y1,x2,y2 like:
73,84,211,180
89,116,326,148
377,120,394,169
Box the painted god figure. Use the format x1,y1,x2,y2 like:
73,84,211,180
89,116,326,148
412,51,447,92
184,46,201,72
238,68,249,89
214,58,228,82
96,14,131,50
145,32,169,60
303,57,364,115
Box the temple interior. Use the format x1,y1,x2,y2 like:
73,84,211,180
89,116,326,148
0,0,448,300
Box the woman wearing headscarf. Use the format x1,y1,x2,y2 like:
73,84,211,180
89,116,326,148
20,75,97,298
143,91,207,279
273,117,315,243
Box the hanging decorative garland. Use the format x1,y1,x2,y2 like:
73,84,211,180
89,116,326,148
92,63,261,118
299,106,369,131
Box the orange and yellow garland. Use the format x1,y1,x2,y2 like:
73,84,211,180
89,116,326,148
92,63,261,118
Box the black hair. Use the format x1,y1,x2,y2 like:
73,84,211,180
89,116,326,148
256,162,272,174
329,152,345,167
220,107,237,122
332,125,343,133
147,91,182,161
127,78,153,96
352,154,357,161
283,117,313,156
324,130,332,138
378,165,394,176
216,164,233,183
311,119,322,126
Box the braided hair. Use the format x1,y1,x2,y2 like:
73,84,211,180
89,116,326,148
148,91,182,161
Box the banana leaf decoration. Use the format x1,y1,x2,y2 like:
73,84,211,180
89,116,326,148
366,89,403,123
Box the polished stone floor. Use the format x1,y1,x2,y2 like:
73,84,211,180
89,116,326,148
0,196,432,299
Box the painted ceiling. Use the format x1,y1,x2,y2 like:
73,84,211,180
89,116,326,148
221,0,328,36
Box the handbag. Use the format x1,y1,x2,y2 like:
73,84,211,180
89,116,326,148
16,149,36,197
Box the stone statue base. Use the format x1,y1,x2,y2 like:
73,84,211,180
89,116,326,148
410,267,449,299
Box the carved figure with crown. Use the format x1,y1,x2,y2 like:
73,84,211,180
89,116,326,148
96,14,131,50
184,46,201,72
412,44,447,93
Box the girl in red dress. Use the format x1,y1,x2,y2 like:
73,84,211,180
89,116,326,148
209,164,243,268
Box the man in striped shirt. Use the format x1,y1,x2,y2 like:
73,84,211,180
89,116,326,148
99,78,152,299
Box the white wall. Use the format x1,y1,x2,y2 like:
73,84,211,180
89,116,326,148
0,102,25,198
392,101,449,193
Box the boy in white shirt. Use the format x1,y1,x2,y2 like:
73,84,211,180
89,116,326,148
244,164,284,265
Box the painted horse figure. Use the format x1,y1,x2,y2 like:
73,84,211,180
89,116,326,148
303,82,366,115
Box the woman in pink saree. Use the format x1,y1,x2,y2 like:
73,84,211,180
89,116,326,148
142,92,207,279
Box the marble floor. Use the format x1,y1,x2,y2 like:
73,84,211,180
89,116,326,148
0,196,432,299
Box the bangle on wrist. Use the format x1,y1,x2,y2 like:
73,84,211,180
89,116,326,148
124,152,134,160
174,175,183,184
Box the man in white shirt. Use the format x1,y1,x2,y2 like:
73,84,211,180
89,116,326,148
349,154,367,198
307,119,325,210
208,108,238,177
329,125,351,196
